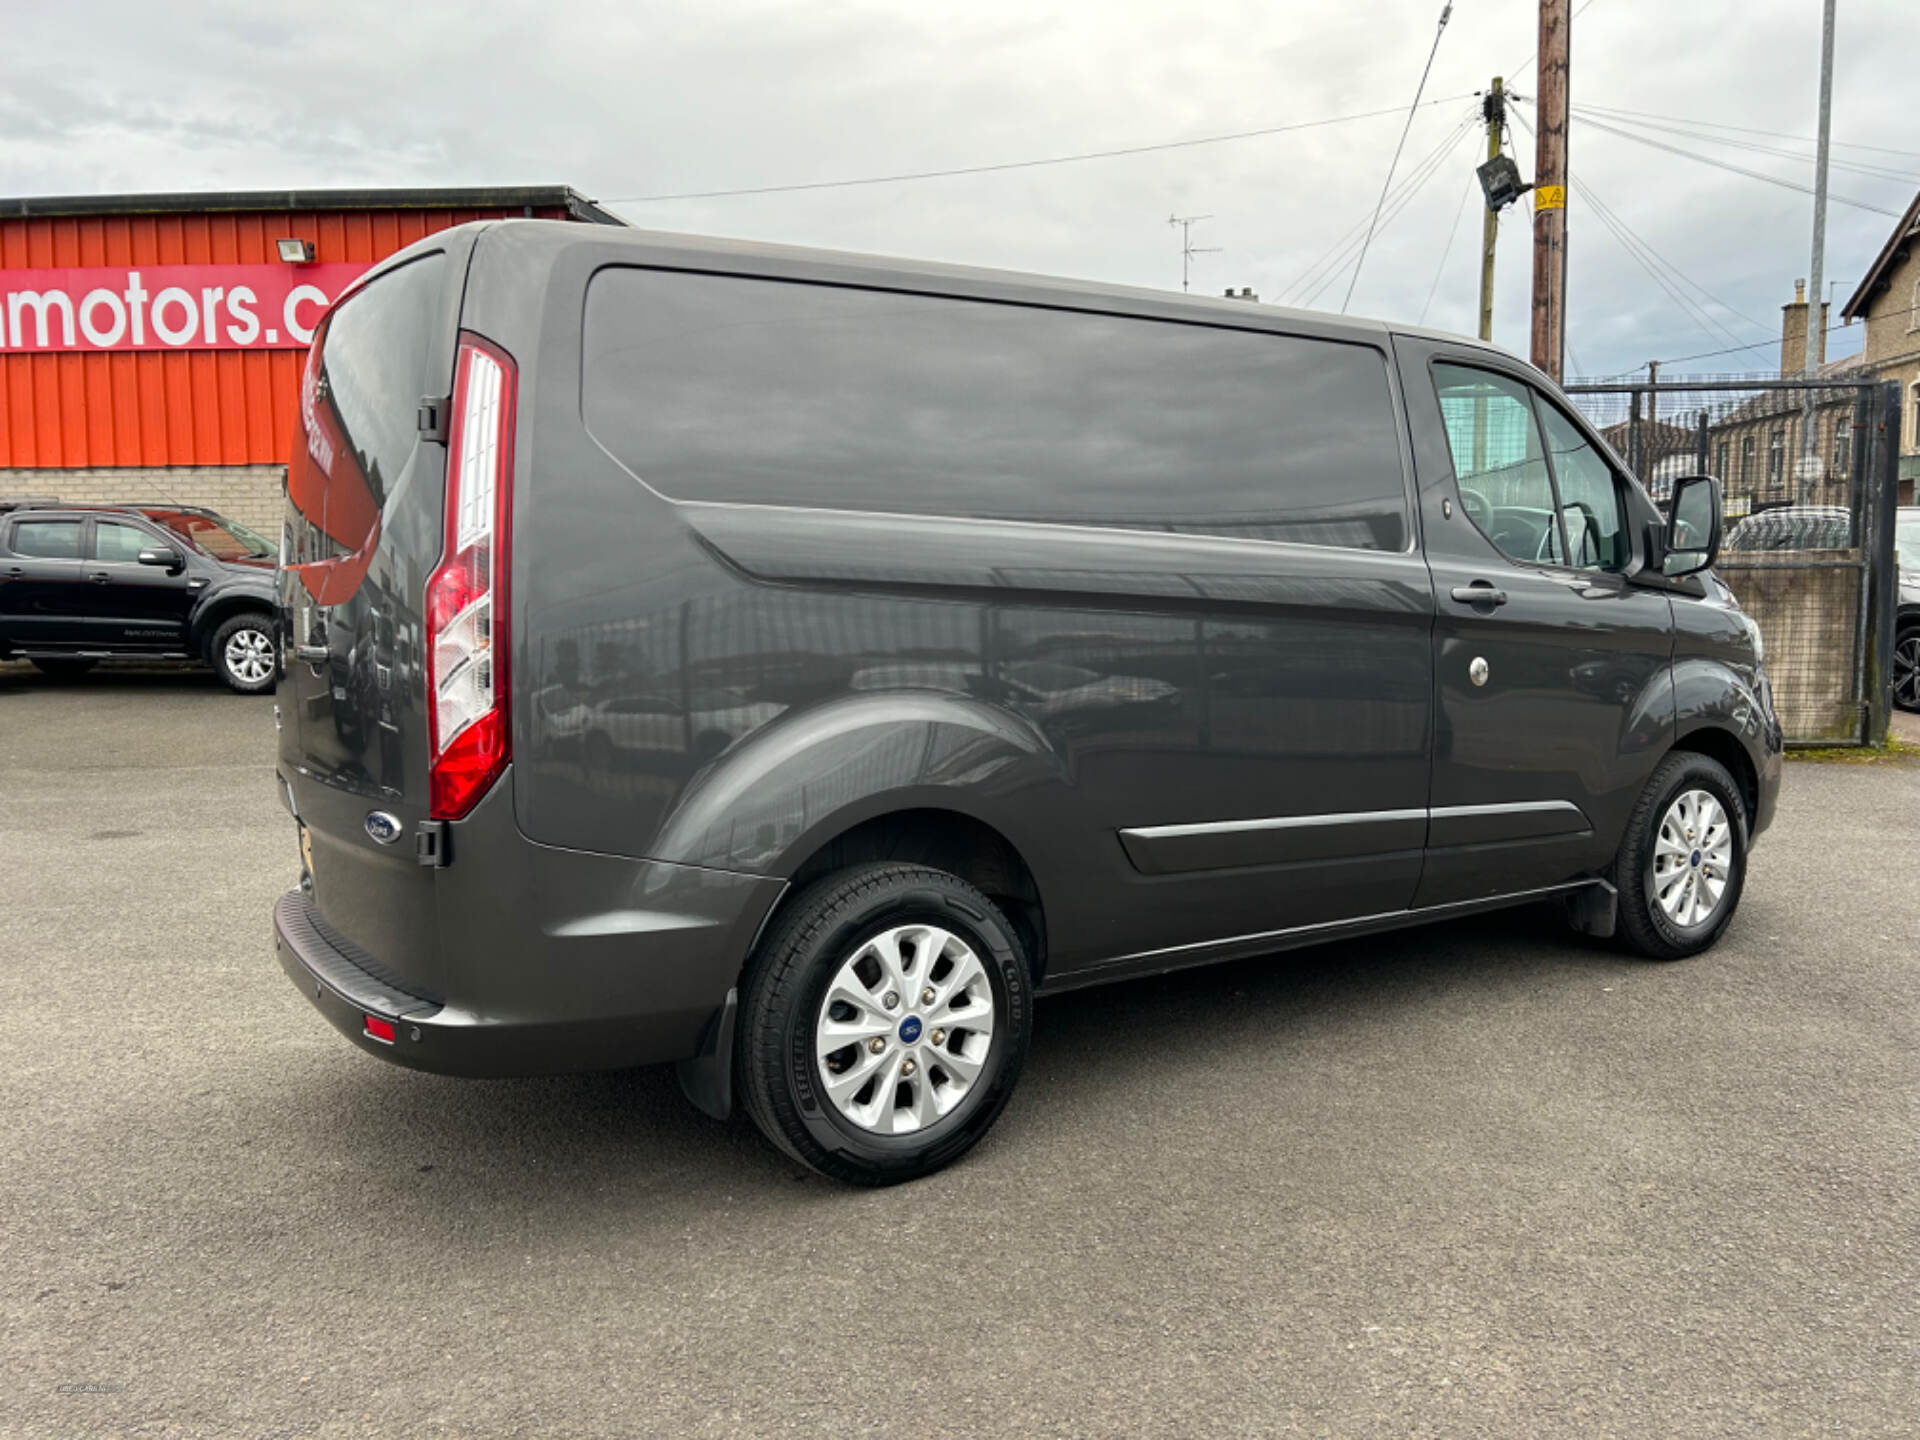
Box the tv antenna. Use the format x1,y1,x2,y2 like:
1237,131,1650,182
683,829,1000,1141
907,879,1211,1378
1167,213,1220,292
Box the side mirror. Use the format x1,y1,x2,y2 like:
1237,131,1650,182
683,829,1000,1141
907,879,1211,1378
137,547,183,572
1662,475,1722,577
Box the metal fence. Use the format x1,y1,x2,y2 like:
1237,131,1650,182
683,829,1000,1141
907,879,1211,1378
1565,376,1905,745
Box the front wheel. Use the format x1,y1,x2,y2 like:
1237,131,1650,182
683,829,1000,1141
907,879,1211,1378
1614,751,1748,960
210,613,276,695
736,863,1032,1186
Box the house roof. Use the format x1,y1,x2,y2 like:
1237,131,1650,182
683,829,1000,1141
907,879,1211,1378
1841,189,1920,322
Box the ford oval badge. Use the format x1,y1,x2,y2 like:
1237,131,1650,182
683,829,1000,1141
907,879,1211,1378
364,811,403,846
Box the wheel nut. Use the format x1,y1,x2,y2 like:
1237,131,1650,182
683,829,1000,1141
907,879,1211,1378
868,1037,886,1055
900,1059,916,1077
882,991,899,1010
920,986,936,1006
930,1028,946,1046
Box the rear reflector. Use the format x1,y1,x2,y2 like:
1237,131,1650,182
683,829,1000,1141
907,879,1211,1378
363,1015,397,1044
426,334,517,821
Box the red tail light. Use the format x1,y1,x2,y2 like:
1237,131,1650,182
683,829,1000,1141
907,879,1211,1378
426,334,516,820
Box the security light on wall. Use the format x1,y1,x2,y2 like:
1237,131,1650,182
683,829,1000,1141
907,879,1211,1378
276,238,316,264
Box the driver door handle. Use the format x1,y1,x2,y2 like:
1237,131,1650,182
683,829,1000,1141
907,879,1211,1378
88,571,113,584
294,644,330,662
1450,583,1508,608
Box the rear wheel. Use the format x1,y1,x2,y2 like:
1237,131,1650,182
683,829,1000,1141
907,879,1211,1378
29,657,97,680
1614,751,1748,960
736,862,1032,1186
1894,627,1920,713
210,613,276,695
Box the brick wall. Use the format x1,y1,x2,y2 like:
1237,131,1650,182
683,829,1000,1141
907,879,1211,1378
0,465,286,539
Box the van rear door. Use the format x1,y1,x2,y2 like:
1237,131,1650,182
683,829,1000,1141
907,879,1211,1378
278,245,466,997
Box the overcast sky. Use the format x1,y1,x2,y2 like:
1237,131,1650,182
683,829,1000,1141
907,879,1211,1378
5,0,1916,377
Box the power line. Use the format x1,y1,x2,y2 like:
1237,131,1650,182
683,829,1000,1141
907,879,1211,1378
1513,105,1764,353
1420,170,1478,324
1653,321,1855,368
1569,106,1920,186
1343,1,1455,313
1311,120,1474,308
1560,109,1906,217
1278,110,1476,306
1578,178,1748,349
1286,113,1478,309
604,94,1476,204
1573,101,1920,163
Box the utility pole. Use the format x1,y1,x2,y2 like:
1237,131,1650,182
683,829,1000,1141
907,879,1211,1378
1530,0,1570,381
1479,78,1505,343
1167,213,1220,293
1799,0,1837,504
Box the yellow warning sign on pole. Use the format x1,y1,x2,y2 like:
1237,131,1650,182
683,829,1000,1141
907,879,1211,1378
1535,185,1567,211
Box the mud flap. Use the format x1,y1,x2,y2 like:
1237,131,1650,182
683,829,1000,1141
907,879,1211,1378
675,987,737,1121
1562,879,1619,939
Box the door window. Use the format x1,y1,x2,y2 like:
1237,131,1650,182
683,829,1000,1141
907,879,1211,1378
9,519,83,559
1537,404,1628,571
94,521,156,563
1433,365,1563,565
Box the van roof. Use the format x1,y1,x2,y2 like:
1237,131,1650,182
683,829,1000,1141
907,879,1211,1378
460,218,1514,363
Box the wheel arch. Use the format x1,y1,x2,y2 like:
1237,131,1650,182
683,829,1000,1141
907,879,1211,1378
1669,724,1760,831
188,590,275,658
775,807,1050,987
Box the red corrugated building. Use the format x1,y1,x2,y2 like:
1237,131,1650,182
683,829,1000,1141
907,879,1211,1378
0,185,623,534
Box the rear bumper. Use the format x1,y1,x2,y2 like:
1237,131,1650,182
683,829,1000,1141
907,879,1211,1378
273,884,769,1078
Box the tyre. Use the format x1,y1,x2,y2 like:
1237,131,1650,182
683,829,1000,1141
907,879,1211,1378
210,612,276,694
1614,751,1748,961
29,657,97,680
736,862,1032,1186
1895,627,1920,714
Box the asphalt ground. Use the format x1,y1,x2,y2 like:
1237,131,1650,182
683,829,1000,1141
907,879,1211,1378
2,660,1916,1439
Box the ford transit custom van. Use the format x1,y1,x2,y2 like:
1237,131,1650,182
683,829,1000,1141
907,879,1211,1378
273,221,1780,1184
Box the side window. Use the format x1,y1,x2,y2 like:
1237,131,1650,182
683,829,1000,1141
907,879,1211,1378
94,521,156,563
1537,404,1627,571
1433,364,1561,565
9,519,83,559
582,269,1411,551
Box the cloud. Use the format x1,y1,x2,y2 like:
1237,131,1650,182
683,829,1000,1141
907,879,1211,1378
3,0,1914,376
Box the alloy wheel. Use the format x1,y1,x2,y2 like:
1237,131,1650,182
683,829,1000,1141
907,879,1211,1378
224,627,275,685
814,923,997,1135
1650,788,1734,928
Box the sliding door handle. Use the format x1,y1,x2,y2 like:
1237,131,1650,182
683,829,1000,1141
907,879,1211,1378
1450,583,1508,608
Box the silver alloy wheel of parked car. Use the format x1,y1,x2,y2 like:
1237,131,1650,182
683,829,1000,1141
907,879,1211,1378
224,625,275,686
814,922,997,1135
1651,788,1734,928
1895,633,1920,713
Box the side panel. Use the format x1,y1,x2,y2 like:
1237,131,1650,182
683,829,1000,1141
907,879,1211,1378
498,243,1436,980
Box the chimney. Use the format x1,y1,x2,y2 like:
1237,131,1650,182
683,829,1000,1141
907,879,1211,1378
1780,279,1829,375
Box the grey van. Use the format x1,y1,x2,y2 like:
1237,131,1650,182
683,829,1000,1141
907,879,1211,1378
272,221,1781,1185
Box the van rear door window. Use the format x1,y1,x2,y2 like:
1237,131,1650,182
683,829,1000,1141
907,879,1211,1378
583,269,1410,551
287,254,446,564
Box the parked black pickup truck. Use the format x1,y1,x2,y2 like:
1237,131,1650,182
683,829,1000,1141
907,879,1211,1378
0,501,278,693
